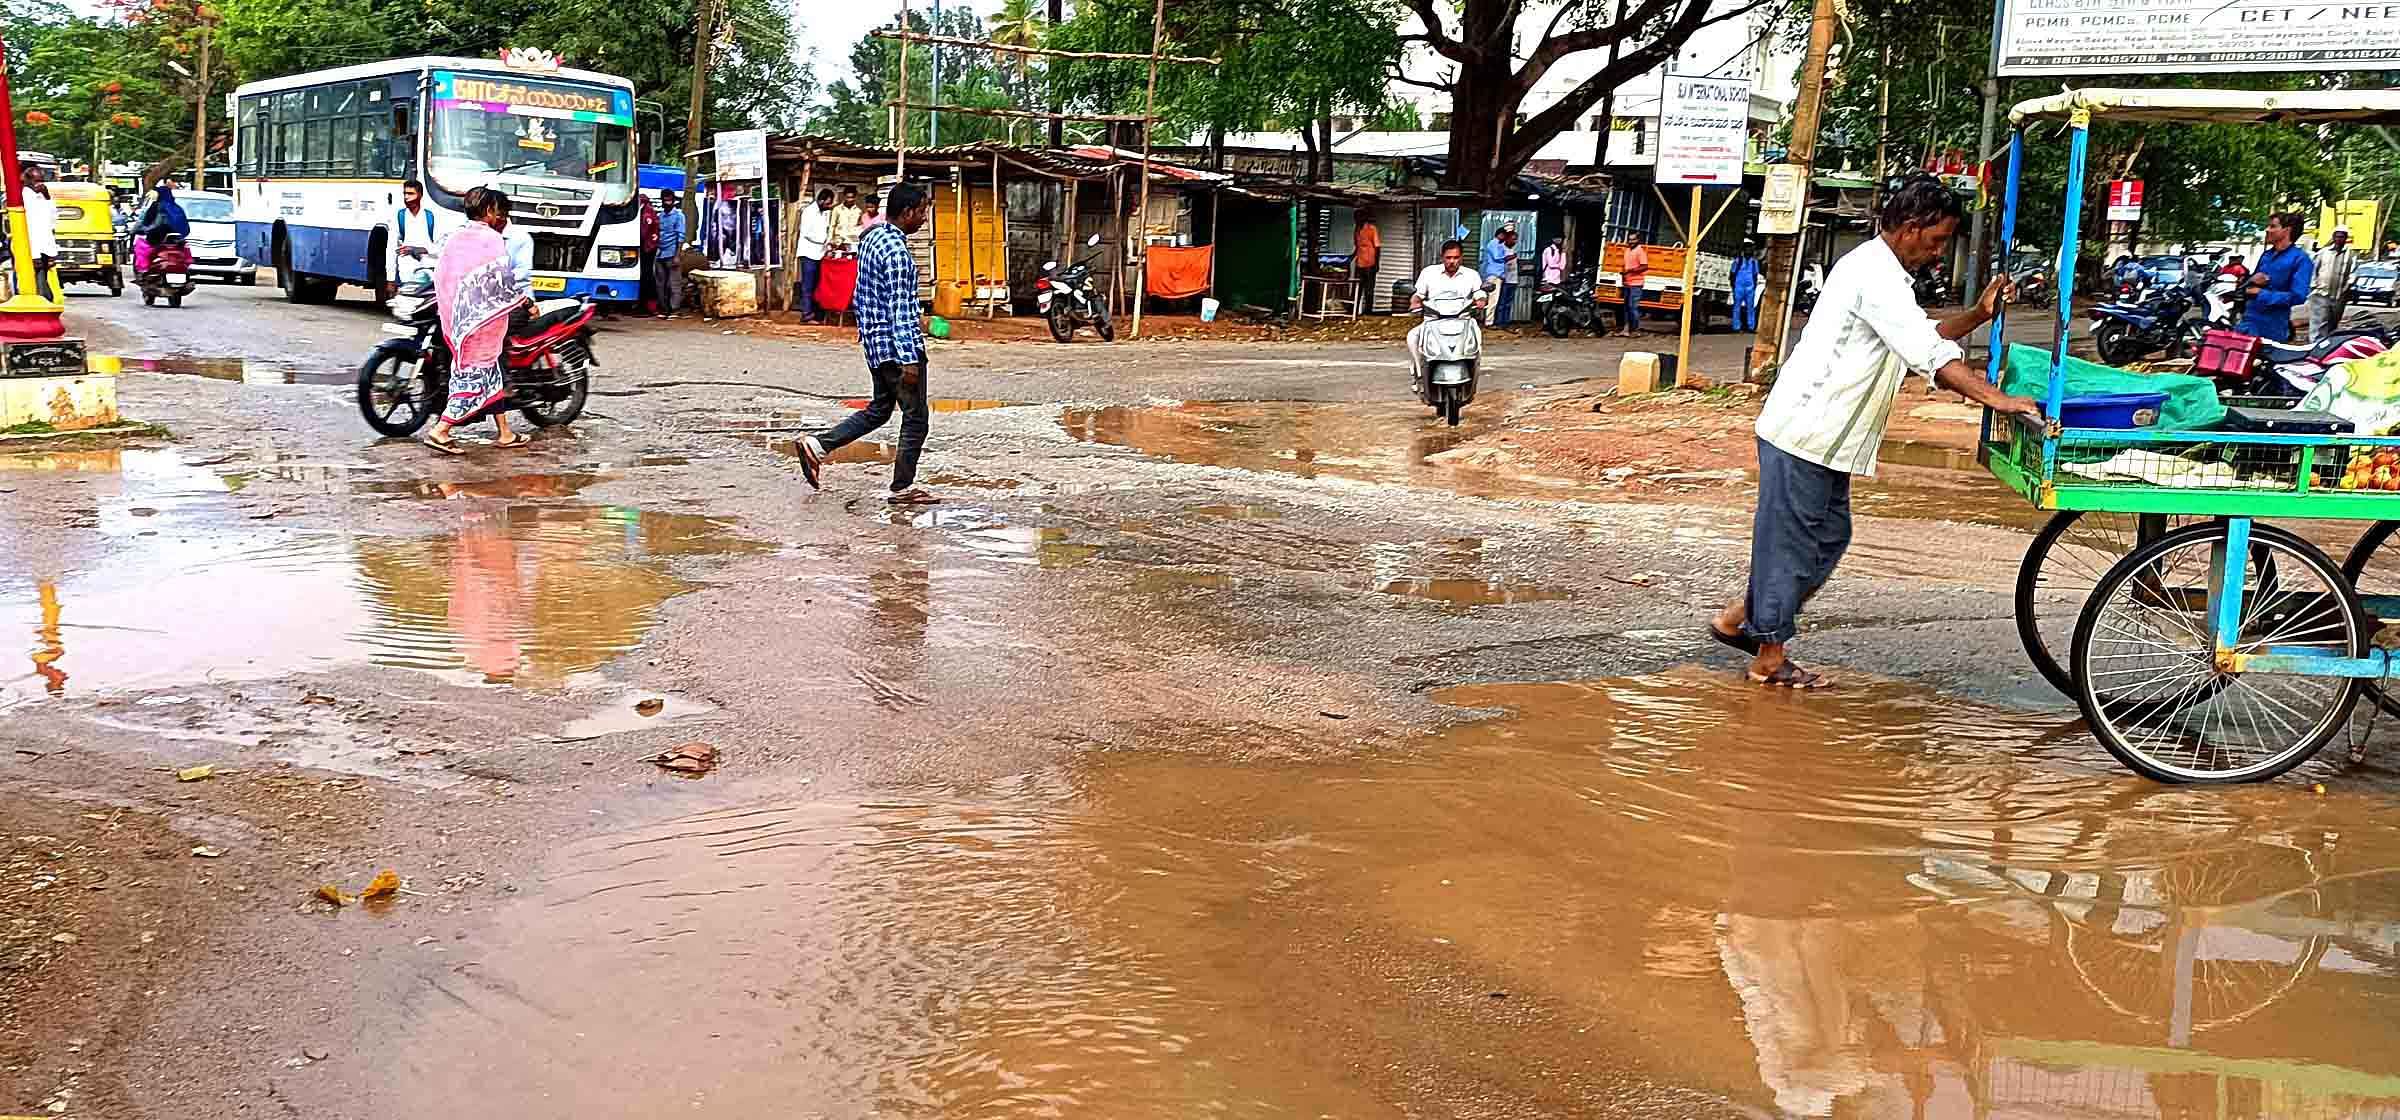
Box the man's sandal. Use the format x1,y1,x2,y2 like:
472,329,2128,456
1747,662,1828,689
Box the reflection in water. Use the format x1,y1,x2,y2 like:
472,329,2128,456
7,503,762,698
1060,401,1522,498
88,352,350,385
355,670,2400,1117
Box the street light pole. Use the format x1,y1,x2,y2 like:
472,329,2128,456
190,22,212,187
0,31,68,338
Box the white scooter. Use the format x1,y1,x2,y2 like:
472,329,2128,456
1409,289,1485,427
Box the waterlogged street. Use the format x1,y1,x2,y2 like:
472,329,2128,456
7,281,2400,1118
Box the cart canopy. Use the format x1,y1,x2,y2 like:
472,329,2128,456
2010,87,2400,127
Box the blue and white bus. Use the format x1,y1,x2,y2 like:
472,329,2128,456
230,52,644,304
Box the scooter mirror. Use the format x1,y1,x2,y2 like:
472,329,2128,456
1042,260,1058,272
1086,233,1103,247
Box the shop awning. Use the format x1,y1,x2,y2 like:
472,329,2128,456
2011,87,2400,127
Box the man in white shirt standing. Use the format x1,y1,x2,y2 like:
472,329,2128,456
797,187,834,323
18,163,59,302
1708,175,2040,688
390,179,449,288
2310,226,2358,341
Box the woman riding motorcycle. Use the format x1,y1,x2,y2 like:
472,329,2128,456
131,183,191,275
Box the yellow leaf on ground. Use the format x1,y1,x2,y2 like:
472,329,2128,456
176,764,215,782
314,884,352,907
360,870,401,901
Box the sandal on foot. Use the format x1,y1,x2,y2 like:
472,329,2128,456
490,431,532,449
1708,626,1762,657
796,436,824,490
1748,662,1829,689
887,487,940,506
422,433,467,456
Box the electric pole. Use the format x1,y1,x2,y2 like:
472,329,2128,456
191,18,212,187
1747,0,1837,379
681,0,717,223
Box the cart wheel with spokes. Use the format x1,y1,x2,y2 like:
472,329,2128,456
2338,519,2400,716
2072,521,2367,784
2016,511,2201,696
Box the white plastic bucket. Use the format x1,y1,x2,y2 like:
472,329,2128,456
1200,297,1221,323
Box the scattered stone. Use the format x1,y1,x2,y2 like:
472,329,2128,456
191,845,224,859
646,742,720,776
50,932,77,945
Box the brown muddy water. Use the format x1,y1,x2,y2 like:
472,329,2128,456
88,352,350,385
358,669,2400,1118
1062,402,2043,533
0,450,766,702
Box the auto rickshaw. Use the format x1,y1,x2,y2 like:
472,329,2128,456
48,181,124,297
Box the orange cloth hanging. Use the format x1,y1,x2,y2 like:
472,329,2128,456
1144,245,1213,299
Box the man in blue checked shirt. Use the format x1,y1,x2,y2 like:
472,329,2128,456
795,182,940,504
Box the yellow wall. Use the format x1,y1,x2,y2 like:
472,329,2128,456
930,185,1007,287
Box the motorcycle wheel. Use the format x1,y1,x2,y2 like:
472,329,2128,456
356,348,440,438
1443,394,1463,427
1094,306,1116,342
1047,305,1075,343
141,288,155,307
169,292,182,308
519,343,592,428
1543,306,1571,338
2092,320,2140,366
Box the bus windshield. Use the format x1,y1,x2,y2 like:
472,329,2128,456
426,71,635,204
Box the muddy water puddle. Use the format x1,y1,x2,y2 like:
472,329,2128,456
89,352,349,385
356,669,2400,1117
4,503,766,702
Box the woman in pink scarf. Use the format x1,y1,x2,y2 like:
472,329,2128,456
423,187,528,454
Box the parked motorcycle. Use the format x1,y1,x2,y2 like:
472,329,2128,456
2088,279,2207,366
1409,289,1485,427
2216,326,2396,398
356,276,597,437
137,234,196,308
1913,268,1955,308
2010,265,2054,309
1037,233,1114,343
1535,268,1608,337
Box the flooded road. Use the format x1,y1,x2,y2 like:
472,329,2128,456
354,670,2400,1118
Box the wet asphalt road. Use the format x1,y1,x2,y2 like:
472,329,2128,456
6,279,2400,1119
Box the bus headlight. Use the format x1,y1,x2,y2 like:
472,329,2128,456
598,247,638,268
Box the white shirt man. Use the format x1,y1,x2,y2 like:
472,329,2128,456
2311,228,2358,339
391,186,450,280
1712,179,2038,690
798,198,832,262
503,224,534,298
1411,259,1485,308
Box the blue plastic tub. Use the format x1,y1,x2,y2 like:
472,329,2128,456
2056,391,2169,429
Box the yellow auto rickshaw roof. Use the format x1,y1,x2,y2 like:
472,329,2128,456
46,182,113,201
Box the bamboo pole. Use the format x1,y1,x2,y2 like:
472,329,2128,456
1110,167,1125,320
1131,0,1165,339
869,28,1216,65
884,102,1153,124
895,0,911,179
954,165,969,321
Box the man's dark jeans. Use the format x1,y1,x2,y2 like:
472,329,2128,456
818,359,928,491
800,257,822,321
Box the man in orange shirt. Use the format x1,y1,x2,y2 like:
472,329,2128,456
1353,210,1382,313
1619,234,1650,337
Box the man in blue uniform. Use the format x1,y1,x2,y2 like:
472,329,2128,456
2242,212,2313,343
1730,243,1763,332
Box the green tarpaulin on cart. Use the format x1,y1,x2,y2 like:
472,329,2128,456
2001,344,2226,432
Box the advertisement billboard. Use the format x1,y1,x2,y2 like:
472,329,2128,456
1655,72,1752,186
1996,0,2400,76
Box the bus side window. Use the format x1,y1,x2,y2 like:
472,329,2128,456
388,102,415,179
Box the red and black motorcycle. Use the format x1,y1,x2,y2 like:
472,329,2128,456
355,276,596,437
137,234,197,308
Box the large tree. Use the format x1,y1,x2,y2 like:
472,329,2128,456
1405,0,1781,199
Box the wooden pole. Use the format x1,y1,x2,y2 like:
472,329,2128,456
1208,189,1220,298
1676,185,1701,383
681,0,716,223
991,151,1006,317
784,156,812,311
1110,167,1125,319
954,165,968,319
191,22,211,184
1749,0,1837,379
1131,0,1164,339
1061,177,1078,263
895,0,911,178
884,102,1152,124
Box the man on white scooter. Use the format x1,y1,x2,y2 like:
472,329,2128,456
1409,239,1487,401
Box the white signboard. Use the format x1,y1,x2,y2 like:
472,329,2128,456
715,128,767,181
1655,72,1751,186
1997,0,2400,76
1758,165,1808,235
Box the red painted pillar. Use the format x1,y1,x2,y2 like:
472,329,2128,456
0,33,68,340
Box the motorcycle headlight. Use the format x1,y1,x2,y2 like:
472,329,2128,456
598,247,637,268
